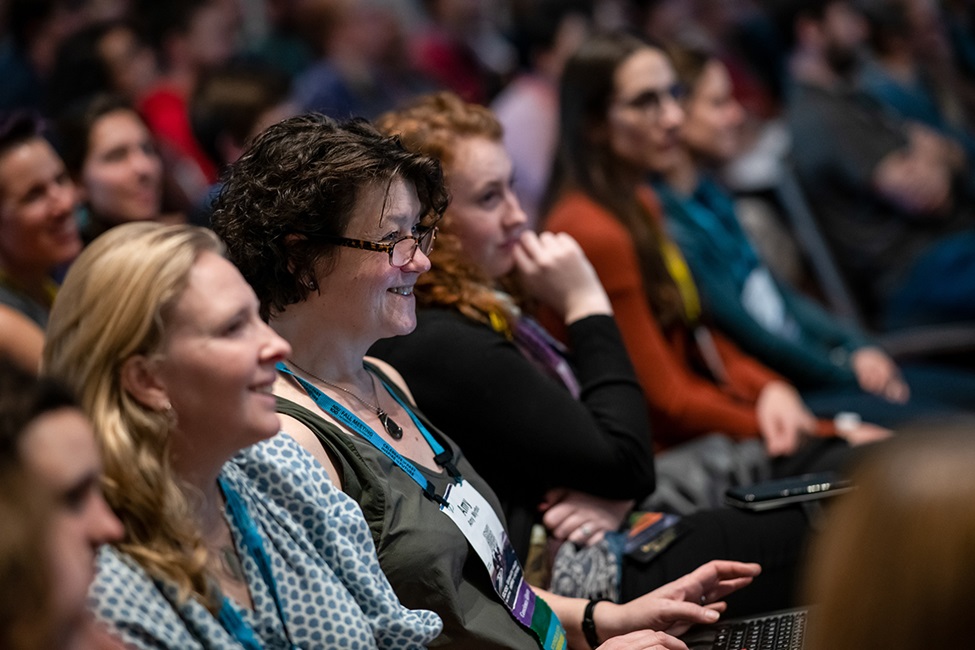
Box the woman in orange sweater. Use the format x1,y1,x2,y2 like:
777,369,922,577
542,33,888,461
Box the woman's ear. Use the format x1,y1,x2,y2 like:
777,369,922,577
120,354,170,411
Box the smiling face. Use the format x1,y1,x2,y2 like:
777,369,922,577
605,47,685,175
0,138,81,274
680,59,745,164
81,109,163,225
153,252,291,459
315,176,431,342
18,408,123,638
444,136,528,279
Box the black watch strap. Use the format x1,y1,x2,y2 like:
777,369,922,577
582,598,609,649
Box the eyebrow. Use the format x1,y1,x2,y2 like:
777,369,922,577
58,470,101,505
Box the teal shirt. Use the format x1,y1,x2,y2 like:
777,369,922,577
655,176,871,390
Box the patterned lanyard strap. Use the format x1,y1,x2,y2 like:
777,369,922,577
217,476,299,650
277,362,461,506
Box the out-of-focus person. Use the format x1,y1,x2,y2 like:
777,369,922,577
803,421,975,650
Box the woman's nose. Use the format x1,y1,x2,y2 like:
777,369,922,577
88,494,124,546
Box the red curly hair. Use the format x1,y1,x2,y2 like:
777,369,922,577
376,92,522,333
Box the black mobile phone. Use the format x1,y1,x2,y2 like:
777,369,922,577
725,472,853,511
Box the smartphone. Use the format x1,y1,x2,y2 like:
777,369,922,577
725,472,853,511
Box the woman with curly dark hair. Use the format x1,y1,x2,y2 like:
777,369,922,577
213,112,763,650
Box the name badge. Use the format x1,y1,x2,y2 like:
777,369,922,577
741,267,797,339
441,480,566,650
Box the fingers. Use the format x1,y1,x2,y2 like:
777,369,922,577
762,423,799,457
883,377,910,403
654,561,760,602
541,501,575,535
651,598,723,630
539,487,569,511
597,630,690,650
690,560,763,584
842,423,893,446
541,503,597,543
706,576,756,601
517,230,578,265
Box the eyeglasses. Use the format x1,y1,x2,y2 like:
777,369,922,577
322,226,438,268
614,83,686,114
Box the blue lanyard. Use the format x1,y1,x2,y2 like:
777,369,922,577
217,475,298,649
216,599,263,650
276,362,461,506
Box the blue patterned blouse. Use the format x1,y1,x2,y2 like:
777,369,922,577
88,433,442,649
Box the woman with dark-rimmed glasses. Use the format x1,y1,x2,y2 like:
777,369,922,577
213,113,762,650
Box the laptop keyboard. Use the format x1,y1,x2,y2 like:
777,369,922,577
710,610,806,650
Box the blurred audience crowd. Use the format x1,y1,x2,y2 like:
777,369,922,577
4,0,975,648
5,0,975,328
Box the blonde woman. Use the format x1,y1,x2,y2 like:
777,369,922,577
43,222,441,649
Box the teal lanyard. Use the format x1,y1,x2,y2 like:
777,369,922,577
278,362,565,650
216,476,298,649
276,362,461,506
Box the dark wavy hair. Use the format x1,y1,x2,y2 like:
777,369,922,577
0,357,77,471
211,113,448,319
0,112,44,162
0,357,75,649
56,93,138,178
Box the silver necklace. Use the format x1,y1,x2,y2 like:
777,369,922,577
286,359,404,440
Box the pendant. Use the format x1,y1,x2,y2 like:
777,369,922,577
378,410,403,440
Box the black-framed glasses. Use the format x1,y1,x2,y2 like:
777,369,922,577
322,226,438,267
614,83,686,114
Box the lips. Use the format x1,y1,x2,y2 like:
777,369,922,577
388,286,414,296
249,376,277,394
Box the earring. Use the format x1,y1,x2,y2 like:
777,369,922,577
160,400,178,429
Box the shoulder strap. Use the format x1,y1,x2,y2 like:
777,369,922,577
363,360,459,468
275,395,387,545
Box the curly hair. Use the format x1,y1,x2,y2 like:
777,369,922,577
376,92,521,331
43,222,224,609
211,113,448,320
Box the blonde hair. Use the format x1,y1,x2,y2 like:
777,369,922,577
804,422,975,650
376,91,521,330
43,222,223,607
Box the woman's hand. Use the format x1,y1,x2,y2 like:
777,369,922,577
539,488,634,547
838,421,893,447
596,630,689,650
513,231,612,323
755,381,815,457
596,561,762,640
850,347,909,403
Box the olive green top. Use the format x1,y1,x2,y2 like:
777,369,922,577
276,379,540,650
